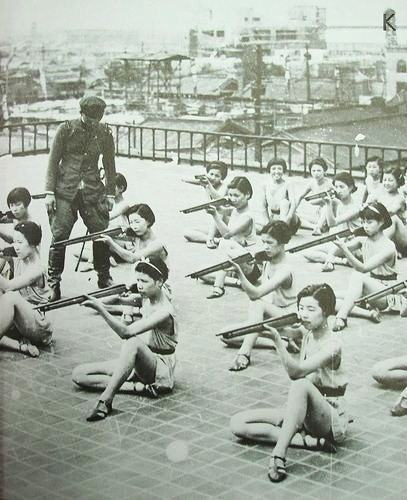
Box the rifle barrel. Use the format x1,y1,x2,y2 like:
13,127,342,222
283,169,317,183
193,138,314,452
355,280,407,306
35,284,127,312
180,197,229,214
287,227,353,254
32,193,47,200
51,227,123,248
216,313,299,339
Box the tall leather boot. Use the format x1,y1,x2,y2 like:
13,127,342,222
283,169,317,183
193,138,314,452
48,245,66,301
93,240,113,288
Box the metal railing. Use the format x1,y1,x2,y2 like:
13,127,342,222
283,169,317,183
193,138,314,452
1,120,407,177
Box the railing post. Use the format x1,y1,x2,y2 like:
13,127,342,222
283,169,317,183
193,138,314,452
46,124,49,150
127,127,131,158
189,132,193,165
164,130,168,161
244,139,248,172
288,142,292,176
177,131,181,164
152,129,156,160
34,125,37,152
217,136,220,161
333,145,337,175
349,146,353,174
8,127,12,154
203,133,207,167
230,136,234,170
398,149,401,168
140,128,143,158
116,126,120,155
303,142,307,176
21,125,25,154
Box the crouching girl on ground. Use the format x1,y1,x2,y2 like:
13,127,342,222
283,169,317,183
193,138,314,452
230,283,348,483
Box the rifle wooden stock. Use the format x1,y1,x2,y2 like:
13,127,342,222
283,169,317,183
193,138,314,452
216,312,300,339
180,197,230,214
355,279,407,307
304,189,336,202
194,174,207,182
0,210,13,223
186,250,268,279
0,246,17,258
51,227,125,249
287,226,363,254
34,284,129,313
32,193,47,200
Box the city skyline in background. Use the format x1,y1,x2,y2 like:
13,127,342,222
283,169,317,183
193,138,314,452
1,0,407,45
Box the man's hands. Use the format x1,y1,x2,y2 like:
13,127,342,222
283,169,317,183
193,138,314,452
107,197,114,211
45,194,56,214
81,295,104,312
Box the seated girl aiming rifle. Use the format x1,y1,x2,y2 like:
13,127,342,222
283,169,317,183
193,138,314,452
0,221,53,357
332,202,398,331
222,221,297,372
97,203,168,264
72,256,177,421
230,283,348,483
183,161,229,249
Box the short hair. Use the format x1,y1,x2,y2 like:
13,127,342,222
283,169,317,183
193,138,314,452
365,156,383,170
115,173,127,192
126,203,155,226
134,256,168,282
267,157,287,173
333,172,357,193
297,283,336,317
260,220,291,244
360,201,393,230
7,187,31,208
14,221,42,247
309,157,328,173
383,166,405,187
227,176,253,199
206,161,228,180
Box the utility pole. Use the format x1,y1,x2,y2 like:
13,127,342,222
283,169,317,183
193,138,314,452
253,44,263,162
304,44,311,102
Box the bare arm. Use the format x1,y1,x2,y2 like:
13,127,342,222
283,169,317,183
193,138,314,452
232,262,292,300
99,235,165,263
0,266,42,292
335,238,395,273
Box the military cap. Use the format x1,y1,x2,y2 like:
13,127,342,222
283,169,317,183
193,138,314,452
79,96,106,119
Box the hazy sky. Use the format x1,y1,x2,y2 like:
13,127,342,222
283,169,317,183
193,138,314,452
1,0,406,38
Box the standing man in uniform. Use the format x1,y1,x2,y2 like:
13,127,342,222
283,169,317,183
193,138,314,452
44,96,116,301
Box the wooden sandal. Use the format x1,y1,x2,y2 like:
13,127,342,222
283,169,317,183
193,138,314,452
229,353,251,372
86,400,112,422
19,338,39,358
207,286,225,299
268,456,287,482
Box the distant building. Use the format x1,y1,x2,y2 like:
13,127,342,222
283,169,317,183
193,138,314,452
385,46,407,99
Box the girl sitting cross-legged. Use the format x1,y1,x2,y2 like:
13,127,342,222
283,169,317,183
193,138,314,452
230,283,348,483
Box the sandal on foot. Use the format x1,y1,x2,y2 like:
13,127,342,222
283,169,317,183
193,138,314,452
369,309,381,324
390,391,407,417
206,239,218,249
321,261,335,272
229,353,251,372
207,286,225,299
86,400,112,422
332,317,347,332
19,338,39,358
134,382,160,398
268,456,287,482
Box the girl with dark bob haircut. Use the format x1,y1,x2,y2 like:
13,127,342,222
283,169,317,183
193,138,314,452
258,158,299,237
0,222,53,358
1,187,36,247
222,220,297,371
98,203,168,264
73,255,178,421
230,282,348,483
332,202,400,330
183,161,230,249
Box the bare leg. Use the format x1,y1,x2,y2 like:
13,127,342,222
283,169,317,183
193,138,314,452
184,228,208,244
372,355,407,388
99,336,156,405
272,379,334,459
336,272,388,322
72,359,135,391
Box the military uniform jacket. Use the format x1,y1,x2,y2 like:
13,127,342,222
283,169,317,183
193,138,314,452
45,118,116,203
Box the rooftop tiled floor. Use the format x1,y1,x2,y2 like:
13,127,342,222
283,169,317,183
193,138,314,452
1,155,406,499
